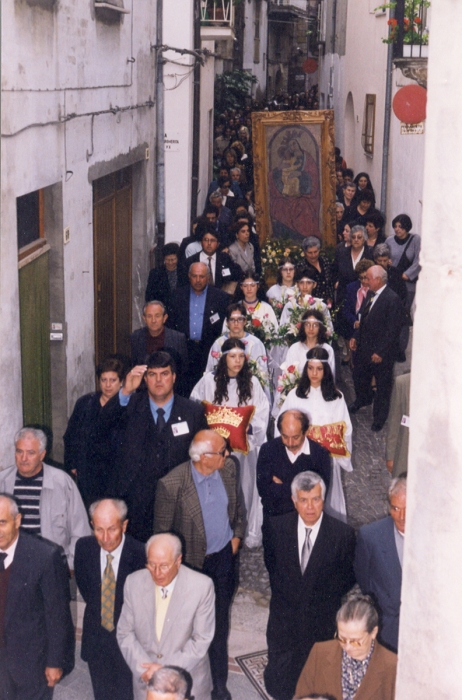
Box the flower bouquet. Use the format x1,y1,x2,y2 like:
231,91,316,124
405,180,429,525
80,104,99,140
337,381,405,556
261,239,304,280
244,313,277,347
276,361,301,408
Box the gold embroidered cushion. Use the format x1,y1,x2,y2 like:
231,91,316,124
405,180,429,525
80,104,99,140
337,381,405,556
307,421,350,457
202,402,256,455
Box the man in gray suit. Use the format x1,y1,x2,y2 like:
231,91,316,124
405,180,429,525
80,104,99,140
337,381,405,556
354,473,407,652
130,301,189,395
117,532,215,700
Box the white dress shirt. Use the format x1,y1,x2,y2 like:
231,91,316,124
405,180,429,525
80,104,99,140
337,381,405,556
0,534,19,569
297,512,323,564
285,437,311,464
99,534,125,580
369,282,387,311
200,250,217,280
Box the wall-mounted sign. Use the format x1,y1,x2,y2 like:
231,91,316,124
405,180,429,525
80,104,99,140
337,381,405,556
164,132,180,152
393,85,427,124
400,122,424,135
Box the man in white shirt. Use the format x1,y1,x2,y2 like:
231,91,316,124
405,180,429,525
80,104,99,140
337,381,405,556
117,533,216,700
264,471,356,700
354,474,407,653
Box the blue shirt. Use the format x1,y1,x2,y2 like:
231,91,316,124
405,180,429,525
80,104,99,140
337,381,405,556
191,463,232,555
119,390,174,424
189,286,207,340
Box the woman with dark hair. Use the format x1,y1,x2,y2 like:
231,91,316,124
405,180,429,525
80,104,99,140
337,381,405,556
353,172,375,201
387,213,421,308
280,268,334,336
276,347,352,521
348,190,376,227
266,255,297,304
228,221,256,274
295,593,397,700
285,309,335,378
191,338,270,547
364,211,386,253
228,271,278,333
64,357,127,507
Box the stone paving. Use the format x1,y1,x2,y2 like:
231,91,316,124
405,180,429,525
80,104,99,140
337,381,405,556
55,334,412,698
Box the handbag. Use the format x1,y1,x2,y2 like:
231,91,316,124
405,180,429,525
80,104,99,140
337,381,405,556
395,234,418,281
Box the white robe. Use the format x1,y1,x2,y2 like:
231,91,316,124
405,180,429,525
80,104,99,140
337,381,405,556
205,333,270,402
285,342,335,380
275,385,353,522
266,284,297,303
280,296,334,337
190,372,270,548
222,300,279,335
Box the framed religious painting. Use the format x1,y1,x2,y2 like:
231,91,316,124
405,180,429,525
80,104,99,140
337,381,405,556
252,110,337,247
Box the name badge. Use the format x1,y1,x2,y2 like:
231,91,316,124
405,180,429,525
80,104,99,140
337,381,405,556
222,268,231,277
210,312,220,324
401,414,410,428
172,421,189,436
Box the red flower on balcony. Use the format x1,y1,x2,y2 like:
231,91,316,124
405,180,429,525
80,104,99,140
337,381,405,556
387,18,398,26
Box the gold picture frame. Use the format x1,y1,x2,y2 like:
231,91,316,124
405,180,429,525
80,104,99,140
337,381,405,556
251,110,337,247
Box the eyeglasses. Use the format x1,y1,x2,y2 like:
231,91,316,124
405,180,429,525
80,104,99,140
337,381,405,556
280,265,295,271
146,559,178,574
204,448,228,458
203,237,218,244
336,632,369,647
229,316,246,322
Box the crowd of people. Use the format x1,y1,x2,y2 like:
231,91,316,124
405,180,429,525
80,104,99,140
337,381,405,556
0,139,419,700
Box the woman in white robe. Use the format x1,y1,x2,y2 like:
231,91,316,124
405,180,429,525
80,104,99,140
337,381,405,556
285,308,335,379
266,255,298,306
275,346,352,523
191,338,270,548
279,271,333,336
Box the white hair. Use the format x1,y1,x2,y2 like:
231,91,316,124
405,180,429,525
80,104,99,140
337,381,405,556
146,533,182,559
14,427,47,453
89,498,128,522
147,666,188,698
0,493,20,517
388,473,407,501
370,265,388,283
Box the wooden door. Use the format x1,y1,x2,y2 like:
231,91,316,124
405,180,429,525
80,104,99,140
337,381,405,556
93,166,132,366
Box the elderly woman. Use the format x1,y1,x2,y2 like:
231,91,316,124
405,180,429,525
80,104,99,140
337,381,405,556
301,237,334,305
295,593,397,700
332,225,373,305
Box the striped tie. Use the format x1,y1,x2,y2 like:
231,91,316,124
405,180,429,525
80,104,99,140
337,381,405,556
101,553,116,631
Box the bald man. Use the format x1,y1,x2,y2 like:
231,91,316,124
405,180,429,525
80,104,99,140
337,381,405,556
349,265,404,431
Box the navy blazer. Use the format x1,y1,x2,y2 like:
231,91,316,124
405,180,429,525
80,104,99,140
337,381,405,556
257,437,331,518
332,245,374,301
354,285,403,363
75,534,146,661
168,284,229,347
354,516,402,652
178,251,243,289
3,532,74,686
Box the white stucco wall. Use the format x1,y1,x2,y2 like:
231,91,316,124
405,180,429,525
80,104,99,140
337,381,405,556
198,39,216,215
396,2,462,695
242,0,268,100
163,1,195,243
0,0,157,468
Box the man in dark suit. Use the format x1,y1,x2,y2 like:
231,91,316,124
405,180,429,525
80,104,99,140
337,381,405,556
349,265,404,431
178,227,242,290
264,471,355,700
354,473,407,653
130,301,188,396
168,262,229,394
0,493,74,700
74,498,146,700
109,352,208,542
257,410,331,568
154,430,247,700
145,243,180,311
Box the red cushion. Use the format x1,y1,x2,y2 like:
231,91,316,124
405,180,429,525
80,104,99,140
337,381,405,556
307,421,350,457
202,402,255,455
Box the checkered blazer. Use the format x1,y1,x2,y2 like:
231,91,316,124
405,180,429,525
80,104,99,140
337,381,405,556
154,458,247,570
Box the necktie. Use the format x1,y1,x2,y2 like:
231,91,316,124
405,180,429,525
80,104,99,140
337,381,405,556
161,587,168,599
0,552,7,571
101,553,116,631
301,527,312,574
157,407,166,431
156,586,170,639
207,256,215,285
361,292,376,322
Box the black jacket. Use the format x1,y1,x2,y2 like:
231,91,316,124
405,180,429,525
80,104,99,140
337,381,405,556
354,285,404,363
178,251,243,289
130,327,189,396
145,266,177,311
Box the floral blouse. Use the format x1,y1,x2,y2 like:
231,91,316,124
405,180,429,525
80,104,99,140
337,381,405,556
341,641,375,700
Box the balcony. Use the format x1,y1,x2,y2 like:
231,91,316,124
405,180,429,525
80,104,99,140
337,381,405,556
268,0,309,21
392,0,429,87
201,0,235,45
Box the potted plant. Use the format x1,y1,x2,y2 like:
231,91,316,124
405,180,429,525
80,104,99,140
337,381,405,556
376,0,430,55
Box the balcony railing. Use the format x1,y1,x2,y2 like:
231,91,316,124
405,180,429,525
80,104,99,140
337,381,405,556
392,0,429,59
200,0,235,26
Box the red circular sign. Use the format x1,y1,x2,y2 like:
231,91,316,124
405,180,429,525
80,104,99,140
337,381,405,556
302,58,318,74
392,84,427,124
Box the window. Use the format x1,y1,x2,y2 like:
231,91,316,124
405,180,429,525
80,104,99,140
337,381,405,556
362,94,376,155
17,189,44,250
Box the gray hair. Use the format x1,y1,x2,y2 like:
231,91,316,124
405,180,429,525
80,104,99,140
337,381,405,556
350,224,367,241
89,498,128,522
209,189,222,202
0,493,20,517
291,471,326,500
301,236,321,251
189,430,223,462
188,261,210,278
143,300,166,315
147,666,188,698
230,167,241,177
370,265,388,283
388,472,407,501
373,243,391,260
14,427,47,453
335,202,345,211
146,533,182,559
336,591,379,633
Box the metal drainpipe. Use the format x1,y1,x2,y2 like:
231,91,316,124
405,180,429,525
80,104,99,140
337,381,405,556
380,4,395,213
190,0,201,220
155,0,165,259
